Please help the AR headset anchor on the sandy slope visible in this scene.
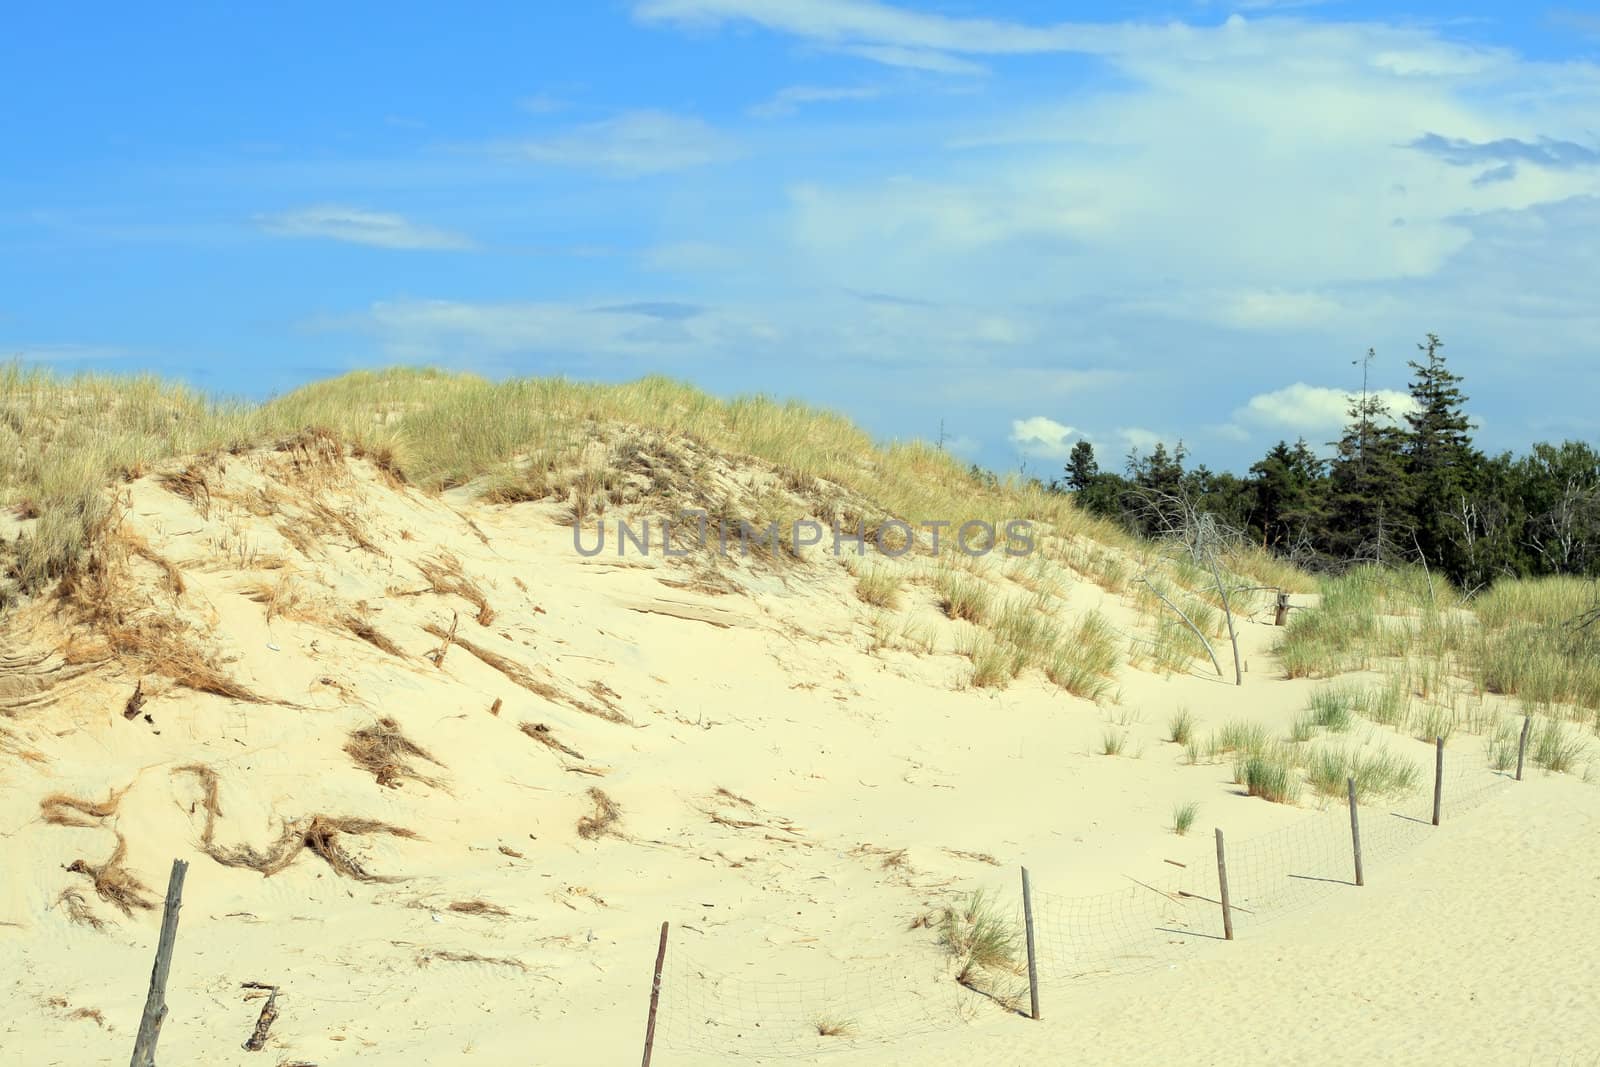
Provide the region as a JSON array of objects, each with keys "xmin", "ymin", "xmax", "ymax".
[{"xmin": 0, "ymin": 445, "xmax": 1591, "ymax": 1065}]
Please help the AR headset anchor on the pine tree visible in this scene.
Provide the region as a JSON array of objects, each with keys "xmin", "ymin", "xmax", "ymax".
[
  {"xmin": 1325, "ymin": 393, "xmax": 1413, "ymax": 564},
  {"xmin": 1065, "ymin": 440, "xmax": 1099, "ymax": 492},
  {"xmin": 1249, "ymin": 438, "xmax": 1326, "ymax": 553},
  {"xmin": 1403, "ymin": 333, "xmax": 1481, "ymax": 579}
]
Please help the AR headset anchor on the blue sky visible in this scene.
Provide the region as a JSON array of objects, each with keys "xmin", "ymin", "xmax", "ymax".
[{"xmin": 4, "ymin": 1, "xmax": 1599, "ymax": 478}]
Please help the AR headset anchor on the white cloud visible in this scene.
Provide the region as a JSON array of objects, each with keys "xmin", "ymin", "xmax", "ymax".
[
  {"xmin": 1236, "ymin": 383, "xmax": 1418, "ymax": 433},
  {"xmin": 1009, "ymin": 415, "xmax": 1078, "ymax": 458},
  {"xmin": 257, "ymin": 206, "xmax": 474, "ymax": 250},
  {"xmin": 748, "ymin": 84, "xmax": 881, "ymax": 118},
  {"xmin": 831, "ymin": 44, "xmax": 987, "ymax": 75},
  {"xmin": 500, "ymin": 110, "xmax": 739, "ymax": 176},
  {"xmin": 1117, "ymin": 427, "xmax": 1169, "ymax": 454}
]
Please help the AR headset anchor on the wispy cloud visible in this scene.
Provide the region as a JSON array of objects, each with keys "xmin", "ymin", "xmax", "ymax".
[
  {"xmin": 519, "ymin": 92, "xmax": 569, "ymax": 114},
  {"xmin": 748, "ymin": 84, "xmax": 881, "ymax": 118},
  {"xmin": 256, "ymin": 206, "xmax": 475, "ymax": 250},
  {"xmin": 1409, "ymin": 132, "xmax": 1600, "ymax": 170},
  {"xmin": 351, "ymin": 298, "xmax": 777, "ymax": 359},
  {"xmin": 498, "ymin": 110, "xmax": 739, "ymax": 176}
]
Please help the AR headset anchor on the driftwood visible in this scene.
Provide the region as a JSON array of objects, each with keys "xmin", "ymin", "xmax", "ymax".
[{"xmin": 242, "ymin": 983, "xmax": 279, "ymax": 1051}]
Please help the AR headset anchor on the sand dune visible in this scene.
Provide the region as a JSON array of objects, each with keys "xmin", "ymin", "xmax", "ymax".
[{"xmin": 1, "ymin": 436, "xmax": 1594, "ymax": 1066}]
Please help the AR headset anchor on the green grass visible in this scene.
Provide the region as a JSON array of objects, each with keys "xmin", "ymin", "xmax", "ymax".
[
  {"xmin": 1306, "ymin": 684, "xmax": 1361, "ymax": 733},
  {"xmin": 1236, "ymin": 746, "xmax": 1300, "ymax": 804},
  {"xmin": 1101, "ymin": 728, "xmax": 1128, "ymax": 756},
  {"xmin": 959, "ymin": 631, "xmax": 1020, "ymax": 689},
  {"xmin": 938, "ymin": 889, "xmax": 1021, "ymax": 985},
  {"xmin": 936, "ymin": 569, "xmax": 995, "ymax": 625},
  {"xmin": 1167, "ymin": 707, "xmax": 1196, "ymax": 746},
  {"xmin": 1, "ymin": 363, "xmax": 1150, "ymax": 606},
  {"xmin": 1209, "ymin": 719, "xmax": 1272, "ymax": 760},
  {"xmin": 1412, "ymin": 703, "xmax": 1456, "ymax": 745},
  {"xmin": 1533, "ymin": 718, "xmax": 1588, "ymax": 774},
  {"xmin": 855, "ymin": 565, "xmax": 902, "ymax": 609},
  {"xmin": 1304, "ymin": 744, "xmax": 1422, "ymax": 799},
  {"xmin": 1043, "ymin": 611, "xmax": 1119, "ymax": 703},
  {"xmin": 1171, "ymin": 801, "xmax": 1199, "ymax": 835}
]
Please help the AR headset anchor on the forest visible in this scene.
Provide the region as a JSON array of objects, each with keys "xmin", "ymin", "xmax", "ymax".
[{"xmin": 1041, "ymin": 335, "xmax": 1600, "ymax": 591}]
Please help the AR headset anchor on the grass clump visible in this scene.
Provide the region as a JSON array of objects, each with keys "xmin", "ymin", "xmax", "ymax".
[
  {"xmin": 1305, "ymin": 744, "xmax": 1422, "ymax": 800},
  {"xmin": 1306, "ymin": 684, "xmax": 1361, "ymax": 733},
  {"xmin": 1209, "ymin": 719, "xmax": 1271, "ymax": 761},
  {"xmin": 814, "ymin": 1017, "xmax": 858, "ymax": 1038},
  {"xmin": 938, "ymin": 889, "xmax": 1021, "ymax": 988},
  {"xmin": 1235, "ymin": 746, "xmax": 1300, "ymax": 804},
  {"xmin": 1043, "ymin": 611, "xmax": 1118, "ymax": 702},
  {"xmin": 1167, "ymin": 707, "xmax": 1195, "ymax": 746},
  {"xmin": 1171, "ymin": 801, "xmax": 1199, "ymax": 835},
  {"xmin": 1533, "ymin": 718, "xmax": 1588, "ymax": 774},
  {"xmin": 1101, "ymin": 728, "xmax": 1128, "ymax": 756},
  {"xmin": 576, "ymin": 788, "xmax": 623, "ymax": 840},
  {"xmin": 935, "ymin": 568, "xmax": 994, "ymax": 624},
  {"xmin": 855, "ymin": 565, "xmax": 901, "ymax": 609}
]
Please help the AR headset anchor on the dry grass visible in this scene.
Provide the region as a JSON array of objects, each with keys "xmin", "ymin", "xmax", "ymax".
[
  {"xmin": 416, "ymin": 949, "xmax": 527, "ymax": 971},
  {"xmin": 341, "ymin": 614, "xmax": 405, "ymax": 657},
  {"xmin": 40, "ymin": 785, "xmax": 128, "ymax": 827},
  {"xmin": 815, "ymin": 1017, "xmax": 858, "ymax": 1038},
  {"xmin": 447, "ymin": 899, "xmax": 511, "ymax": 918},
  {"xmin": 417, "ymin": 552, "xmax": 495, "ymax": 626},
  {"xmin": 344, "ymin": 717, "xmax": 445, "ymax": 789},
  {"xmin": 55, "ymin": 888, "xmax": 105, "ymax": 929},
  {"xmin": 520, "ymin": 721, "xmax": 584, "ymax": 760},
  {"xmin": 65, "ymin": 834, "xmax": 157, "ymax": 917},
  {"xmin": 425, "ymin": 624, "xmax": 626, "ymax": 724},
  {"xmin": 176, "ymin": 763, "xmax": 418, "ymax": 881},
  {"xmin": 576, "ymin": 787, "xmax": 622, "ymax": 840}
]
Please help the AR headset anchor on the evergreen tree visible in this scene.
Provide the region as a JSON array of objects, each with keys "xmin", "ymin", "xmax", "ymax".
[
  {"xmin": 1325, "ymin": 393, "xmax": 1413, "ymax": 564},
  {"xmin": 1065, "ymin": 440, "xmax": 1099, "ymax": 492},
  {"xmin": 1249, "ymin": 438, "xmax": 1326, "ymax": 555},
  {"xmin": 1403, "ymin": 333, "xmax": 1481, "ymax": 580}
]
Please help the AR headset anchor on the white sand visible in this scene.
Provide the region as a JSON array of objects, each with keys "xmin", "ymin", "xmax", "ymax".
[{"xmin": 1, "ymin": 448, "xmax": 1595, "ymax": 1065}]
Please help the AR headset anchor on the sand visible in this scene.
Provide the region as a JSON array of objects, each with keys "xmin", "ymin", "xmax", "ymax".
[{"xmin": 1, "ymin": 445, "xmax": 1596, "ymax": 1065}]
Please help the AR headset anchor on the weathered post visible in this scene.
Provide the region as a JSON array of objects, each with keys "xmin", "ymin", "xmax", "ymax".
[
  {"xmin": 641, "ymin": 921, "xmax": 669, "ymax": 1067},
  {"xmin": 1516, "ymin": 716, "xmax": 1532, "ymax": 781},
  {"xmin": 1347, "ymin": 777, "xmax": 1364, "ymax": 887},
  {"xmin": 1274, "ymin": 592, "xmax": 1290, "ymax": 627},
  {"xmin": 1021, "ymin": 867, "xmax": 1040, "ymax": 1020},
  {"xmin": 1432, "ymin": 736, "xmax": 1444, "ymax": 826},
  {"xmin": 129, "ymin": 858, "xmax": 189, "ymax": 1067},
  {"xmin": 1215, "ymin": 828, "xmax": 1234, "ymax": 941}
]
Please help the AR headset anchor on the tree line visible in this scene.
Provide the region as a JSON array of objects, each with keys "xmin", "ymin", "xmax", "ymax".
[{"xmin": 1040, "ymin": 334, "xmax": 1600, "ymax": 591}]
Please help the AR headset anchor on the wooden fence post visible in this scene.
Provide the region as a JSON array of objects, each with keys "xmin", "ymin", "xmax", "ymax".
[
  {"xmin": 1215, "ymin": 829, "xmax": 1234, "ymax": 941},
  {"xmin": 1432, "ymin": 737, "xmax": 1444, "ymax": 826},
  {"xmin": 1516, "ymin": 716, "xmax": 1532, "ymax": 781},
  {"xmin": 1274, "ymin": 592, "xmax": 1290, "ymax": 627},
  {"xmin": 1347, "ymin": 777, "xmax": 1364, "ymax": 887},
  {"xmin": 640, "ymin": 921, "xmax": 669, "ymax": 1067},
  {"xmin": 129, "ymin": 858, "xmax": 189, "ymax": 1067},
  {"xmin": 1021, "ymin": 867, "xmax": 1040, "ymax": 1021}
]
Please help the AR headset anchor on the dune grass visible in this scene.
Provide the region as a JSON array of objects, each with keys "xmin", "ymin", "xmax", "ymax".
[
  {"xmin": 1304, "ymin": 744, "xmax": 1422, "ymax": 800},
  {"xmin": 0, "ymin": 363, "xmax": 1142, "ymax": 604},
  {"xmin": 855, "ymin": 565, "xmax": 902, "ymax": 609},
  {"xmin": 1171, "ymin": 801, "xmax": 1199, "ymax": 835},
  {"xmin": 938, "ymin": 889, "xmax": 1021, "ymax": 987},
  {"xmin": 1167, "ymin": 707, "xmax": 1196, "ymax": 746},
  {"xmin": 1236, "ymin": 745, "xmax": 1300, "ymax": 804}
]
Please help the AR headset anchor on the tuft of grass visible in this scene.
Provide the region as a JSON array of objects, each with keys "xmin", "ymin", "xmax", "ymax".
[
  {"xmin": 1413, "ymin": 703, "xmax": 1456, "ymax": 745},
  {"xmin": 1236, "ymin": 746, "xmax": 1300, "ymax": 804},
  {"xmin": 855, "ymin": 565, "xmax": 902, "ymax": 609},
  {"xmin": 1533, "ymin": 718, "xmax": 1588, "ymax": 774},
  {"xmin": 938, "ymin": 889, "xmax": 1021, "ymax": 986},
  {"xmin": 1304, "ymin": 744, "xmax": 1422, "ymax": 799},
  {"xmin": 1167, "ymin": 707, "xmax": 1196, "ymax": 746},
  {"xmin": 1171, "ymin": 801, "xmax": 1198, "ymax": 835},
  {"xmin": 959, "ymin": 631, "xmax": 1020, "ymax": 689},
  {"xmin": 1101, "ymin": 728, "xmax": 1128, "ymax": 756},
  {"xmin": 935, "ymin": 568, "xmax": 994, "ymax": 624},
  {"xmin": 1306, "ymin": 684, "xmax": 1360, "ymax": 733},
  {"xmin": 815, "ymin": 1017, "xmax": 858, "ymax": 1038},
  {"xmin": 1209, "ymin": 719, "xmax": 1271, "ymax": 760},
  {"xmin": 1043, "ymin": 611, "xmax": 1118, "ymax": 702}
]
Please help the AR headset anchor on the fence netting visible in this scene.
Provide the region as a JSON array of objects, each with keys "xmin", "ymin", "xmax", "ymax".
[{"xmin": 656, "ymin": 761, "xmax": 1511, "ymax": 1059}]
